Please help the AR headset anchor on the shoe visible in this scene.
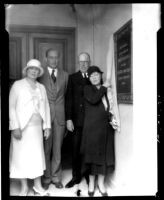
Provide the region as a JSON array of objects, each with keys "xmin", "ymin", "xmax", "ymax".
[
  {"xmin": 88, "ymin": 191, "xmax": 95, "ymax": 197},
  {"xmin": 65, "ymin": 178, "xmax": 81, "ymax": 188},
  {"xmin": 33, "ymin": 186, "xmax": 50, "ymax": 196},
  {"xmin": 42, "ymin": 176, "xmax": 51, "ymax": 190},
  {"xmin": 88, "ymin": 179, "xmax": 95, "ymax": 197},
  {"xmin": 97, "ymin": 185, "xmax": 108, "ymax": 197},
  {"xmin": 51, "ymin": 181, "xmax": 63, "ymax": 189},
  {"xmin": 42, "ymin": 182, "xmax": 50, "ymax": 190}
]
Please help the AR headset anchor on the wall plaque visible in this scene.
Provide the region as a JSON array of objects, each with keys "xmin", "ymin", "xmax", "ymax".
[{"xmin": 114, "ymin": 19, "xmax": 133, "ymax": 104}]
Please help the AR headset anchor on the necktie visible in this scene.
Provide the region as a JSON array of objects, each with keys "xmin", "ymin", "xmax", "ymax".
[
  {"xmin": 83, "ymin": 73, "xmax": 87, "ymax": 79},
  {"xmin": 51, "ymin": 69, "xmax": 56, "ymax": 83}
]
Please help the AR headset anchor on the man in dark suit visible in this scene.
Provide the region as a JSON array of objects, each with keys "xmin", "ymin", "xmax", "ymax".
[
  {"xmin": 65, "ymin": 52, "xmax": 91, "ymax": 188},
  {"xmin": 38, "ymin": 49, "xmax": 68, "ymax": 189}
]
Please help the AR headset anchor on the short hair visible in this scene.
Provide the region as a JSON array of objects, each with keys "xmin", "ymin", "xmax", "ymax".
[
  {"xmin": 78, "ymin": 52, "xmax": 90, "ymax": 61},
  {"xmin": 45, "ymin": 48, "xmax": 60, "ymax": 58}
]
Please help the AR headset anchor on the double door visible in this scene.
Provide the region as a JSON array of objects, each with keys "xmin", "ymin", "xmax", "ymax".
[{"xmin": 9, "ymin": 25, "xmax": 76, "ymax": 86}]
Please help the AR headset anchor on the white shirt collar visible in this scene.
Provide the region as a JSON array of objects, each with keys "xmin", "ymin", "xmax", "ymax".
[
  {"xmin": 82, "ymin": 72, "xmax": 88, "ymax": 78},
  {"xmin": 48, "ymin": 66, "xmax": 58, "ymax": 76}
]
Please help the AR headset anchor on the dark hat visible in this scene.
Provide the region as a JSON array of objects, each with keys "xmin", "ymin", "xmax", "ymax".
[{"xmin": 87, "ymin": 66, "xmax": 103, "ymax": 77}]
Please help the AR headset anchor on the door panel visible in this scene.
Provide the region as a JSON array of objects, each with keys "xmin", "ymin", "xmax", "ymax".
[
  {"xmin": 9, "ymin": 32, "xmax": 27, "ymax": 86},
  {"xmin": 33, "ymin": 37, "xmax": 66, "ymax": 70},
  {"xmin": 9, "ymin": 38, "xmax": 21, "ymax": 80}
]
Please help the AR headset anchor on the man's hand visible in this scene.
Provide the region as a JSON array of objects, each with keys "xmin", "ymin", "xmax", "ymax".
[
  {"xmin": 11, "ymin": 128, "xmax": 22, "ymax": 140},
  {"xmin": 44, "ymin": 128, "xmax": 51, "ymax": 140},
  {"xmin": 66, "ymin": 120, "xmax": 74, "ymax": 132}
]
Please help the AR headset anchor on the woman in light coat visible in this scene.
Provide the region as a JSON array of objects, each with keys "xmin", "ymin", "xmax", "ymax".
[{"xmin": 9, "ymin": 59, "xmax": 51, "ymax": 196}]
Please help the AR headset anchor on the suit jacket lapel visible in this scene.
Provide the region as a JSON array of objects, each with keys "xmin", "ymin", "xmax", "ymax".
[
  {"xmin": 43, "ymin": 66, "xmax": 52, "ymax": 88},
  {"xmin": 56, "ymin": 69, "xmax": 63, "ymax": 93},
  {"xmin": 76, "ymin": 71, "xmax": 90, "ymax": 85},
  {"xmin": 76, "ymin": 71, "xmax": 84, "ymax": 84}
]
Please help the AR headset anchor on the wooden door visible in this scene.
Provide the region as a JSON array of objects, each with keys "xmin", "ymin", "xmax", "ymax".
[{"xmin": 9, "ymin": 25, "xmax": 76, "ymax": 84}]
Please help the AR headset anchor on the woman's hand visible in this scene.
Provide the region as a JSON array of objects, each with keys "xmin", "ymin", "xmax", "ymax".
[
  {"xmin": 66, "ymin": 120, "xmax": 74, "ymax": 132},
  {"xmin": 44, "ymin": 128, "xmax": 51, "ymax": 140},
  {"xmin": 103, "ymin": 79, "xmax": 111, "ymax": 88},
  {"xmin": 11, "ymin": 128, "xmax": 22, "ymax": 140},
  {"xmin": 110, "ymin": 118, "xmax": 118, "ymax": 130}
]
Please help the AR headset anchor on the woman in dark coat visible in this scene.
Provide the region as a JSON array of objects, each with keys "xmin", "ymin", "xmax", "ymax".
[{"xmin": 80, "ymin": 66, "xmax": 115, "ymax": 197}]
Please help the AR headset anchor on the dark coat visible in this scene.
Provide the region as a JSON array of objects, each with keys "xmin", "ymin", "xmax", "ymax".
[
  {"xmin": 80, "ymin": 85, "xmax": 115, "ymax": 167},
  {"xmin": 65, "ymin": 71, "xmax": 91, "ymax": 127}
]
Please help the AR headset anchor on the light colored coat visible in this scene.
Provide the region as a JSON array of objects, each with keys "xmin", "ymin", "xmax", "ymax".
[
  {"xmin": 9, "ymin": 78, "xmax": 51, "ymax": 131},
  {"xmin": 38, "ymin": 67, "xmax": 68, "ymax": 125}
]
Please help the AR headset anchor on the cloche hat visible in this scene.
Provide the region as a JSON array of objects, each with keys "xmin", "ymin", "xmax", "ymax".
[
  {"xmin": 87, "ymin": 65, "xmax": 103, "ymax": 77},
  {"xmin": 22, "ymin": 59, "xmax": 44, "ymax": 77}
]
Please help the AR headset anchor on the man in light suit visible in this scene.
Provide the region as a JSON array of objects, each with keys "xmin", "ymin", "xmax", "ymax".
[{"xmin": 38, "ymin": 49, "xmax": 68, "ymax": 189}]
